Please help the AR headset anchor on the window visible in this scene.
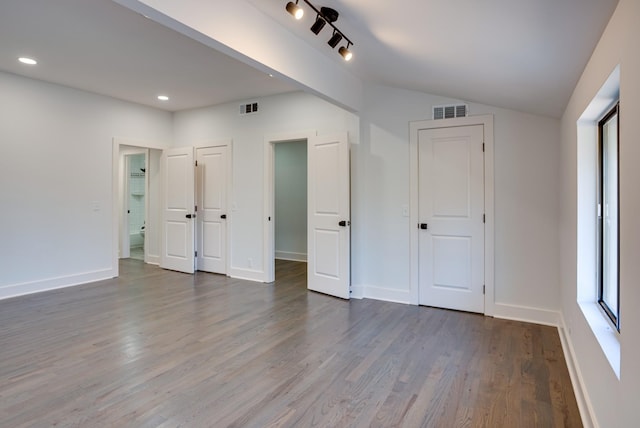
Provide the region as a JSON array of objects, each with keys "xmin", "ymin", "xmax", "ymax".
[{"xmin": 597, "ymin": 103, "xmax": 620, "ymax": 330}]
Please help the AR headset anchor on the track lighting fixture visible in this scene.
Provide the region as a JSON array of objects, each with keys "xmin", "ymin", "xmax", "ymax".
[
  {"xmin": 286, "ymin": 1, "xmax": 304, "ymax": 20},
  {"xmin": 284, "ymin": 0, "xmax": 354, "ymax": 61}
]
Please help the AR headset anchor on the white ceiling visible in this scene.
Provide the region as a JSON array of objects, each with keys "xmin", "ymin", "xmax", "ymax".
[
  {"xmin": 0, "ymin": 0, "xmax": 618, "ymax": 117},
  {"xmin": 0, "ymin": 0, "xmax": 298, "ymax": 112}
]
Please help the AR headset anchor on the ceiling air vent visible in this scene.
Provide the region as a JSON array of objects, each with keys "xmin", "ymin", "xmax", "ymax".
[
  {"xmin": 432, "ymin": 104, "xmax": 468, "ymax": 120},
  {"xmin": 239, "ymin": 102, "xmax": 259, "ymax": 115}
]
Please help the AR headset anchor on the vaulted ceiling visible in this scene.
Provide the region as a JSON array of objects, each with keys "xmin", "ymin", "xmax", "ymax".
[{"xmin": 0, "ymin": 0, "xmax": 618, "ymax": 117}]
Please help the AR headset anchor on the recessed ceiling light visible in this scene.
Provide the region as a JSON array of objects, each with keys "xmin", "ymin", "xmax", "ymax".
[
  {"xmin": 157, "ymin": 95, "xmax": 169, "ymax": 101},
  {"xmin": 18, "ymin": 57, "xmax": 37, "ymax": 65}
]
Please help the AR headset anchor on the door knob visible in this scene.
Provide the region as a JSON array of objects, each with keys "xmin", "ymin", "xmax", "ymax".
[
  {"xmin": 186, "ymin": 214, "xmax": 196, "ymax": 219},
  {"xmin": 419, "ymin": 223, "xmax": 428, "ymax": 230},
  {"xmin": 221, "ymin": 214, "xmax": 227, "ymax": 219},
  {"xmin": 338, "ymin": 220, "xmax": 350, "ymax": 227}
]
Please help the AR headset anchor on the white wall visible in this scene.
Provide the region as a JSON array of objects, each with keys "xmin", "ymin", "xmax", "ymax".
[
  {"xmin": 356, "ymin": 83, "xmax": 561, "ymax": 319},
  {"xmin": 174, "ymin": 84, "xmax": 561, "ymax": 322},
  {"xmin": 172, "ymin": 91, "xmax": 359, "ymax": 279},
  {"xmin": 0, "ymin": 71, "xmax": 172, "ymax": 298},
  {"xmin": 274, "ymin": 141, "xmax": 307, "ymax": 261},
  {"xmin": 559, "ymin": 0, "xmax": 640, "ymax": 426}
]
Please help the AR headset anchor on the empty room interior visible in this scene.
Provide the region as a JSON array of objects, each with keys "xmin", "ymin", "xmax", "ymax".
[{"xmin": 1, "ymin": 0, "xmax": 638, "ymax": 426}]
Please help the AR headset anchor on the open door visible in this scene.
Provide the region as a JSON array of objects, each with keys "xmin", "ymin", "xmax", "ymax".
[
  {"xmin": 307, "ymin": 133, "xmax": 350, "ymax": 299},
  {"xmin": 196, "ymin": 145, "xmax": 229, "ymax": 274},
  {"xmin": 160, "ymin": 147, "xmax": 195, "ymax": 274}
]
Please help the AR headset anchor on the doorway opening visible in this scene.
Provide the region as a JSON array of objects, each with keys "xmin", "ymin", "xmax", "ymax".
[
  {"xmin": 264, "ymin": 132, "xmax": 314, "ymax": 283},
  {"xmin": 114, "ymin": 142, "xmax": 163, "ymax": 270},
  {"xmin": 274, "ymin": 140, "xmax": 308, "ymax": 265},
  {"xmin": 264, "ymin": 131, "xmax": 350, "ymax": 299},
  {"xmin": 126, "ymin": 153, "xmax": 146, "ymax": 260}
]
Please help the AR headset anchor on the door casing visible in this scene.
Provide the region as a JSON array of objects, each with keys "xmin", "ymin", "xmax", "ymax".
[{"xmin": 409, "ymin": 115, "xmax": 495, "ymax": 315}]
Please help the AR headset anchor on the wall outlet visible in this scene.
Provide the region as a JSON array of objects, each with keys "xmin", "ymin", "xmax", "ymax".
[{"xmin": 402, "ymin": 204, "xmax": 409, "ymax": 217}]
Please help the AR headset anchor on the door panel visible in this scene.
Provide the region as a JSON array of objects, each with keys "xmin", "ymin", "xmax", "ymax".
[
  {"xmin": 314, "ymin": 229, "xmax": 340, "ymax": 278},
  {"xmin": 419, "ymin": 125, "xmax": 484, "ymax": 313},
  {"xmin": 432, "ymin": 236, "xmax": 471, "ymax": 289},
  {"xmin": 196, "ymin": 146, "xmax": 228, "ymax": 274},
  {"xmin": 161, "ymin": 147, "xmax": 195, "ymax": 274},
  {"xmin": 308, "ymin": 133, "xmax": 350, "ymax": 299}
]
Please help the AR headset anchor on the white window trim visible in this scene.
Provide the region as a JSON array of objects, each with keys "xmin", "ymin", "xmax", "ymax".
[{"xmin": 576, "ymin": 65, "xmax": 620, "ymax": 378}]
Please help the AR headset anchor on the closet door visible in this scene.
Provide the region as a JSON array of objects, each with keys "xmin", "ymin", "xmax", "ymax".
[
  {"xmin": 196, "ymin": 146, "xmax": 229, "ymax": 274},
  {"xmin": 160, "ymin": 147, "xmax": 195, "ymax": 274}
]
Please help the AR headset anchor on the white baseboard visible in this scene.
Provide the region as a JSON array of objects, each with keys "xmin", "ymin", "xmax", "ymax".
[
  {"xmin": 0, "ymin": 268, "xmax": 115, "ymax": 301},
  {"xmin": 492, "ymin": 302, "xmax": 561, "ymax": 326},
  {"xmin": 361, "ymin": 285, "xmax": 411, "ymax": 305},
  {"xmin": 350, "ymin": 284, "xmax": 364, "ymax": 299},
  {"xmin": 275, "ymin": 251, "xmax": 307, "ymax": 262},
  {"xmin": 228, "ymin": 267, "xmax": 267, "ymax": 282},
  {"xmin": 145, "ymin": 254, "xmax": 160, "ymax": 265},
  {"xmin": 558, "ymin": 315, "xmax": 597, "ymax": 428}
]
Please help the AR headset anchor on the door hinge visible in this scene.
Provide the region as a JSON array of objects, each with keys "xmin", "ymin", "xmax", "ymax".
[
  {"xmin": 482, "ymin": 214, "xmax": 485, "ymax": 223},
  {"xmin": 483, "ymin": 285, "xmax": 485, "ymax": 295},
  {"xmin": 195, "ymin": 251, "xmax": 198, "ymax": 257},
  {"xmin": 482, "ymin": 143, "xmax": 485, "ymax": 152},
  {"xmin": 195, "ymin": 160, "xmax": 198, "ymax": 167}
]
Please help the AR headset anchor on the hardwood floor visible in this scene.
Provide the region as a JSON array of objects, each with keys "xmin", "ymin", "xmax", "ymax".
[{"xmin": 0, "ymin": 260, "xmax": 581, "ymax": 427}]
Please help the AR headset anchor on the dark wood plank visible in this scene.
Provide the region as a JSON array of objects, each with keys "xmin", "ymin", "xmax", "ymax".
[{"xmin": 0, "ymin": 259, "xmax": 582, "ymax": 427}]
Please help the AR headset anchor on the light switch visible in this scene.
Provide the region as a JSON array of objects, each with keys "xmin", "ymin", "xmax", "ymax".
[{"xmin": 401, "ymin": 204, "xmax": 409, "ymax": 217}]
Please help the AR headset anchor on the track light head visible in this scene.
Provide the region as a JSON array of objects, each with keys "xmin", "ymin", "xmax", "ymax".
[
  {"xmin": 339, "ymin": 45, "xmax": 353, "ymax": 61},
  {"xmin": 310, "ymin": 15, "xmax": 326, "ymax": 34},
  {"xmin": 327, "ymin": 31, "xmax": 343, "ymax": 48},
  {"xmin": 286, "ymin": 1, "xmax": 304, "ymax": 19}
]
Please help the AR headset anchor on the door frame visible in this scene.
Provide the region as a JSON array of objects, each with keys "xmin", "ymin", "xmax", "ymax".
[
  {"xmin": 263, "ymin": 130, "xmax": 316, "ymax": 283},
  {"xmin": 409, "ymin": 115, "xmax": 495, "ymax": 315},
  {"xmin": 195, "ymin": 140, "xmax": 233, "ymax": 275},
  {"xmin": 111, "ymin": 138, "xmax": 168, "ymax": 278}
]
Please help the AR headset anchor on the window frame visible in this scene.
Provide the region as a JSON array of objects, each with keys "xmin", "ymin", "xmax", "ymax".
[{"xmin": 597, "ymin": 102, "xmax": 620, "ymax": 331}]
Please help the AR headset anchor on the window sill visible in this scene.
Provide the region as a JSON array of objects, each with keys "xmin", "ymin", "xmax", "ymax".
[{"xmin": 578, "ymin": 301, "xmax": 620, "ymax": 379}]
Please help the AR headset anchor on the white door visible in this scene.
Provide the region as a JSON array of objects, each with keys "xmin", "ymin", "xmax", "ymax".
[
  {"xmin": 196, "ymin": 146, "xmax": 228, "ymax": 274},
  {"xmin": 307, "ymin": 133, "xmax": 350, "ymax": 299},
  {"xmin": 160, "ymin": 147, "xmax": 195, "ymax": 274},
  {"xmin": 418, "ymin": 125, "xmax": 484, "ymax": 313}
]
